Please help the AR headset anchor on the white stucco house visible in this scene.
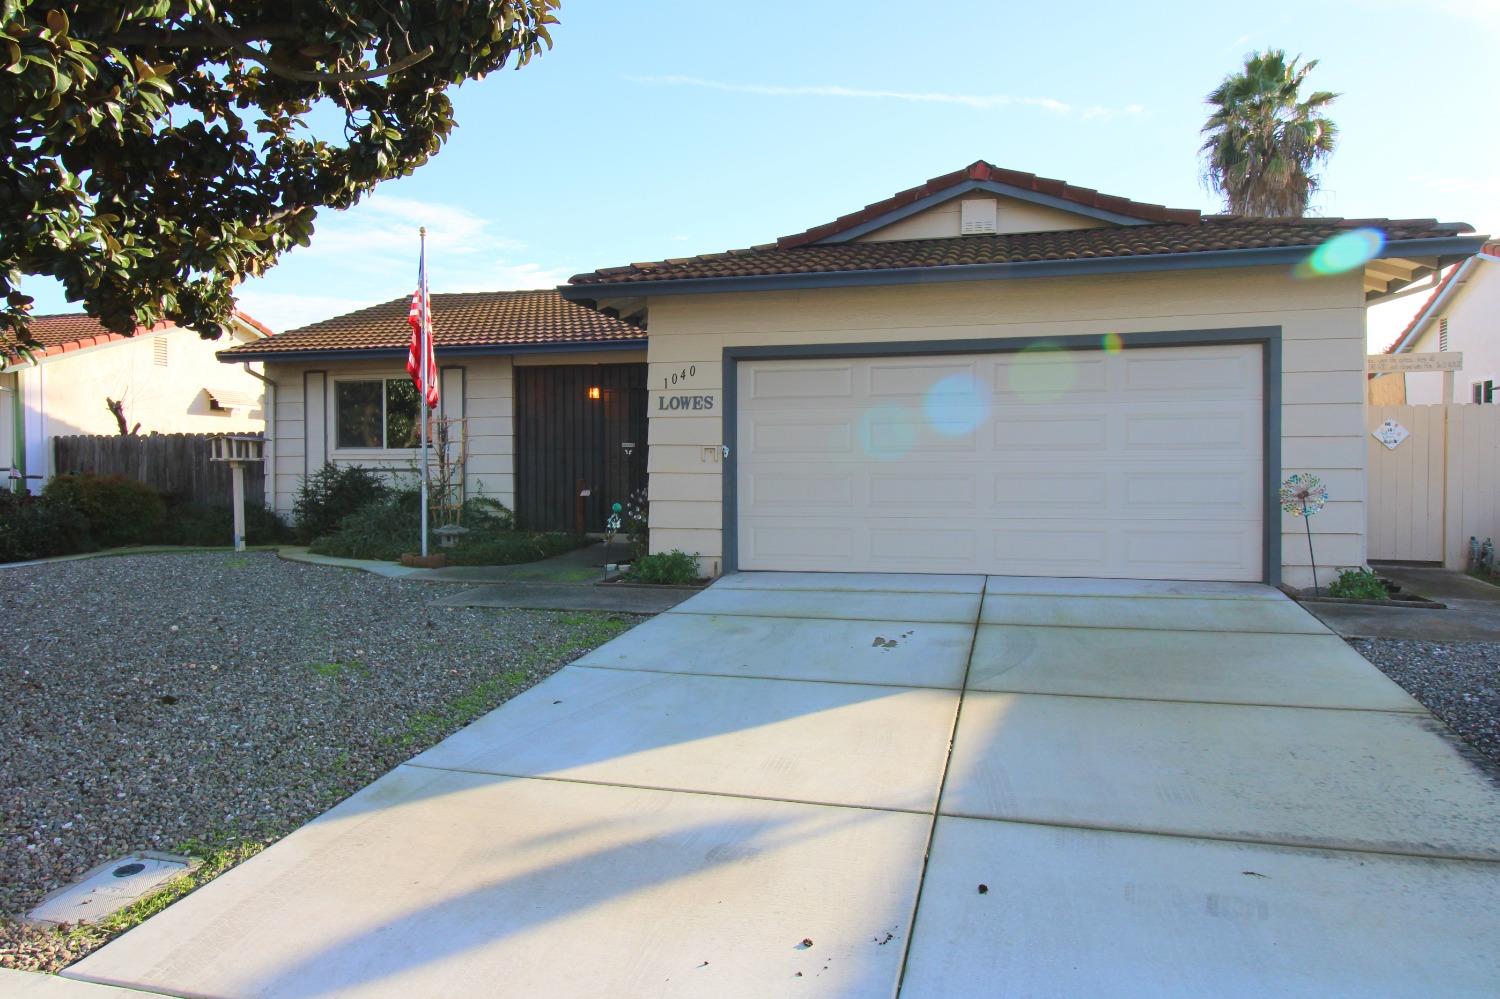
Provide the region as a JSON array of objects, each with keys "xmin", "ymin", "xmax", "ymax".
[
  {"xmin": 1379, "ymin": 241, "xmax": 1500, "ymax": 403},
  {"xmin": 560, "ymin": 161, "xmax": 1485, "ymax": 589},
  {"xmin": 1, "ymin": 312, "xmax": 273, "ymax": 491}
]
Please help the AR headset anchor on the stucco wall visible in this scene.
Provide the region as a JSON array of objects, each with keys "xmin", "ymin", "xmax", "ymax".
[
  {"xmin": 1402, "ymin": 261, "xmax": 1500, "ymax": 404},
  {"xmin": 642, "ymin": 267, "xmax": 1369, "ymax": 588},
  {"xmin": 18, "ymin": 327, "xmax": 266, "ymax": 484},
  {"xmin": 854, "ymin": 195, "xmax": 1106, "ymax": 241}
]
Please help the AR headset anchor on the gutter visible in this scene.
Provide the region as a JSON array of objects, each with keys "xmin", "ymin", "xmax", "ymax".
[
  {"xmin": 559, "ymin": 236, "xmax": 1489, "ymax": 303},
  {"xmin": 217, "ymin": 337, "xmax": 649, "ymax": 365},
  {"xmin": 240, "ymin": 362, "xmax": 277, "ymax": 514}
]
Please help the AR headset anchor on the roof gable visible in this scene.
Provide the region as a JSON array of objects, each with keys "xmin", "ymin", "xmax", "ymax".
[
  {"xmin": 2, "ymin": 310, "xmax": 271, "ymax": 363},
  {"xmin": 777, "ymin": 161, "xmax": 1201, "ymax": 248},
  {"xmin": 1387, "ymin": 242, "xmax": 1500, "ymax": 354}
]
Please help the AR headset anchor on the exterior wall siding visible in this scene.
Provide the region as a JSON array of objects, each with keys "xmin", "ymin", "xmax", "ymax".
[{"xmin": 643, "ymin": 267, "xmax": 1368, "ymax": 588}]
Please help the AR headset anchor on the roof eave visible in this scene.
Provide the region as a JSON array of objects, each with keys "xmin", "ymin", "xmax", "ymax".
[
  {"xmin": 563, "ymin": 236, "xmax": 1488, "ymax": 301},
  {"xmin": 217, "ymin": 338, "xmax": 650, "ymax": 364},
  {"xmin": 1387, "ymin": 251, "xmax": 1498, "ymax": 354}
]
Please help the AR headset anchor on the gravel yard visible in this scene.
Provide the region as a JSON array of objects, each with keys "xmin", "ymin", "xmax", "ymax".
[
  {"xmin": 1350, "ymin": 638, "xmax": 1500, "ymax": 768},
  {"xmin": 0, "ymin": 551, "xmax": 640, "ymax": 971}
]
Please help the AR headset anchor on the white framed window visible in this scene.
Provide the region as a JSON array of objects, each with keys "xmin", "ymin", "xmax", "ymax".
[
  {"xmin": 334, "ymin": 378, "xmax": 421, "ymax": 449},
  {"xmin": 1473, "ymin": 380, "xmax": 1496, "ymax": 405}
]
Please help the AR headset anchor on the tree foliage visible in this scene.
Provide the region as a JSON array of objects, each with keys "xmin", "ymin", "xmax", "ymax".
[
  {"xmin": 1200, "ymin": 50, "xmax": 1338, "ymax": 217},
  {"xmin": 0, "ymin": 1, "xmax": 559, "ymax": 354}
]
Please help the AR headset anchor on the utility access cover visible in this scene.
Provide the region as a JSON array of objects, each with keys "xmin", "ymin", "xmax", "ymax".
[{"xmin": 28, "ymin": 852, "xmax": 197, "ymax": 926}]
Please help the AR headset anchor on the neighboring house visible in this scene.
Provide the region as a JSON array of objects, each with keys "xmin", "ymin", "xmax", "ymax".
[
  {"xmin": 216, "ymin": 291, "xmax": 646, "ymax": 531},
  {"xmin": 559, "ymin": 160, "xmax": 1483, "ymax": 588},
  {"xmin": 2, "ymin": 312, "xmax": 273, "ymax": 491},
  {"xmin": 1378, "ymin": 241, "xmax": 1500, "ymax": 403}
]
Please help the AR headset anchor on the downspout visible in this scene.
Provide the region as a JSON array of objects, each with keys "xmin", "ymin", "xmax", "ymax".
[{"xmin": 242, "ymin": 362, "xmax": 277, "ymax": 513}]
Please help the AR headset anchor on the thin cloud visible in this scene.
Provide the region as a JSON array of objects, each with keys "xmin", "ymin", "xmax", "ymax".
[{"xmin": 627, "ymin": 75, "xmax": 1144, "ymax": 117}]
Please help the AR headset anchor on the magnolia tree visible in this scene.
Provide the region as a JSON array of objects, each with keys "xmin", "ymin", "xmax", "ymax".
[{"xmin": 0, "ymin": 1, "xmax": 558, "ymax": 355}]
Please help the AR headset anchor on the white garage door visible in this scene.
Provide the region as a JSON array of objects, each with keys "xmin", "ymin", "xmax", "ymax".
[{"xmin": 735, "ymin": 344, "xmax": 1264, "ymax": 580}]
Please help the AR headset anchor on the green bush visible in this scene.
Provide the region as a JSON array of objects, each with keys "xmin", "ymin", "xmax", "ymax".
[
  {"xmin": 621, "ymin": 485, "xmax": 648, "ymax": 559},
  {"xmin": 43, "ymin": 473, "xmax": 165, "ymax": 547},
  {"xmin": 0, "ymin": 490, "xmax": 94, "ymax": 562},
  {"xmin": 445, "ymin": 531, "xmax": 589, "ymax": 566},
  {"xmin": 307, "ymin": 491, "xmax": 419, "ymax": 560},
  {"xmin": 292, "ymin": 463, "xmax": 389, "ymax": 543},
  {"xmin": 626, "ymin": 549, "xmax": 701, "ymax": 585},
  {"xmin": 1327, "ymin": 567, "xmax": 1388, "ymax": 600},
  {"xmin": 159, "ymin": 502, "xmax": 293, "ymax": 547},
  {"xmin": 461, "ymin": 496, "xmax": 514, "ymax": 531}
]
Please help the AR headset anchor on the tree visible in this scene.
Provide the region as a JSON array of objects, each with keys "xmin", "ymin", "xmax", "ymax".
[
  {"xmin": 0, "ymin": 1, "xmax": 558, "ymax": 356},
  {"xmin": 1200, "ymin": 50, "xmax": 1338, "ymax": 217}
]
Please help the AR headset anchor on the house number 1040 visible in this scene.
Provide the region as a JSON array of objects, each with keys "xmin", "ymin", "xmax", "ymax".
[{"xmin": 663, "ymin": 365, "xmax": 696, "ymax": 389}]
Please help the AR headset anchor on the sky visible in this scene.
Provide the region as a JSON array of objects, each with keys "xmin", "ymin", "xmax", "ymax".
[{"xmin": 22, "ymin": 0, "xmax": 1500, "ymax": 350}]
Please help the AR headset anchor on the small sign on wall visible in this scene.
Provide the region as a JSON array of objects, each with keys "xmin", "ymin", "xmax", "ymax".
[
  {"xmin": 655, "ymin": 391, "xmax": 718, "ymax": 415},
  {"xmin": 1372, "ymin": 419, "xmax": 1410, "ymax": 450},
  {"xmin": 1366, "ymin": 352, "xmax": 1463, "ymax": 373}
]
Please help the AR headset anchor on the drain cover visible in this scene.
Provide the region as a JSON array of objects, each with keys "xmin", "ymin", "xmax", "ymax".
[{"xmin": 27, "ymin": 852, "xmax": 198, "ymax": 926}]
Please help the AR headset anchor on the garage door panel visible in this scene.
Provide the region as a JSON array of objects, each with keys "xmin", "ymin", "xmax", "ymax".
[
  {"xmin": 736, "ymin": 345, "xmax": 1264, "ymax": 580},
  {"xmin": 749, "ymin": 364, "xmax": 853, "ymax": 400}
]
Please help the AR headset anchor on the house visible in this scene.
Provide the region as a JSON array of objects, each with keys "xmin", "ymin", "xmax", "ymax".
[
  {"xmin": 1, "ymin": 312, "xmax": 273, "ymax": 491},
  {"xmin": 216, "ymin": 290, "xmax": 646, "ymax": 530},
  {"xmin": 1378, "ymin": 241, "xmax": 1500, "ymax": 403},
  {"xmin": 559, "ymin": 161, "xmax": 1483, "ymax": 588}
]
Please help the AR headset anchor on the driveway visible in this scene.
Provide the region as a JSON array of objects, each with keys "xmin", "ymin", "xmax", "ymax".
[{"xmin": 63, "ymin": 574, "xmax": 1500, "ymax": 996}]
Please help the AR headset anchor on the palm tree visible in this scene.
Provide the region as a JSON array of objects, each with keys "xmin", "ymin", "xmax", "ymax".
[{"xmin": 1201, "ymin": 50, "xmax": 1338, "ymax": 217}]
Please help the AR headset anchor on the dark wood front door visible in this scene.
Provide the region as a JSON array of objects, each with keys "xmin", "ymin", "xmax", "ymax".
[{"xmin": 514, "ymin": 363, "xmax": 647, "ymax": 532}]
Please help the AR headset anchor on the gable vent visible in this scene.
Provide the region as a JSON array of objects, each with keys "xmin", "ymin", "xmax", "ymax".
[
  {"xmin": 1439, "ymin": 318, "xmax": 1449, "ymax": 352},
  {"xmin": 152, "ymin": 336, "xmax": 169, "ymax": 367},
  {"xmin": 959, "ymin": 199, "xmax": 999, "ymax": 235}
]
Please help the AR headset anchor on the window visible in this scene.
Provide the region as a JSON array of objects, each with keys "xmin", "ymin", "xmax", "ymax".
[
  {"xmin": 1475, "ymin": 380, "xmax": 1496, "ymax": 405},
  {"xmin": 336, "ymin": 378, "xmax": 421, "ymax": 449}
]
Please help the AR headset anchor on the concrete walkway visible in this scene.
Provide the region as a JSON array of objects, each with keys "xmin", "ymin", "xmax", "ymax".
[
  {"xmin": 64, "ymin": 574, "xmax": 1500, "ymax": 996},
  {"xmin": 1307, "ymin": 564, "xmax": 1500, "ymax": 641}
]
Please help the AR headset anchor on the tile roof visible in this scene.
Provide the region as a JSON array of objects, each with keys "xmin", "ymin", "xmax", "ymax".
[
  {"xmin": 569, "ymin": 217, "xmax": 1476, "ymax": 288},
  {"xmin": 2, "ymin": 310, "xmax": 270, "ymax": 362},
  {"xmin": 775, "ymin": 160, "xmax": 1202, "ymax": 248},
  {"xmin": 1386, "ymin": 241, "xmax": 1500, "ymax": 353},
  {"xmin": 220, "ymin": 289, "xmax": 643, "ymax": 358}
]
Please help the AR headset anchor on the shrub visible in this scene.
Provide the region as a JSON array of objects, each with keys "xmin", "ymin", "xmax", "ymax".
[
  {"xmin": 621, "ymin": 485, "xmax": 648, "ymax": 559},
  {"xmin": 461, "ymin": 496, "xmax": 514, "ymax": 531},
  {"xmin": 160, "ymin": 502, "xmax": 293, "ymax": 547},
  {"xmin": 0, "ymin": 490, "xmax": 94, "ymax": 562},
  {"xmin": 292, "ymin": 463, "xmax": 389, "ymax": 543},
  {"xmin": 42, "ymin": 473, "xmax": 165, "ymax": 547},
  {"xmin": 307, "ymin": 491, "xmax": 419, "ymax": 560},
  {"xmin": 626, "ymin": 549, "xmax": 701, "ymax": 585},
  {"xmin": 445, "ymin": 531, "xmax": 589, "ymax": 566},
  {"xmin": 1327, "ymin": 567, "xmax": 1388, "ymax": 600}
]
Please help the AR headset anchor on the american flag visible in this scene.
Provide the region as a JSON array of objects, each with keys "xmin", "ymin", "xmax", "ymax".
[{"xmin": 406, "ymin": 248, "xmax": 439, "ymax": 409}]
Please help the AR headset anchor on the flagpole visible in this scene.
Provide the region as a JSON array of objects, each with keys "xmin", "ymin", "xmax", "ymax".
[{"xmin": 418, "ymin": 226, "xmax": 430, "ymax": 558}]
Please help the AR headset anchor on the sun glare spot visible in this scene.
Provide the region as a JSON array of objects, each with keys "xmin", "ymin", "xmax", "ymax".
[
  {"xmin": 1101, "ymin": 332, "xmax": 1124, "ymax": 354},
  {"xmin": 1007, "ymin": 341, "xmax": 1077, "ymax": 402},
  {"xmin": 1296, "ymin": 227, "xmax": 1386, "ymax": 279},
  {"xmin": 924, "ymin": 373, "xmax": 991, "ymax": 436},
  {"xmin": 858, "ymin": 405, "xmax": 919, "ymax": 460}
]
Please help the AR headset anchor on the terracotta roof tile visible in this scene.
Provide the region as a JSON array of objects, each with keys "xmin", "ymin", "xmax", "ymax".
[
  {"xmin": 220, "ymin": 289, "xmax": 642, "ymax": 357},
  {"xmin": 2, "ymin": 310, "xmax": 272, "ymax": 362},
  {"xmin": 570, "ymin": 217, "xmax": 1474, "ymax": 288}
]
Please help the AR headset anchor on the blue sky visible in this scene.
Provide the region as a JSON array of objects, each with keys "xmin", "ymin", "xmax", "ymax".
[{"xmin": 24, "ymin": 0, "xmax": 1500, "ymax": 341}]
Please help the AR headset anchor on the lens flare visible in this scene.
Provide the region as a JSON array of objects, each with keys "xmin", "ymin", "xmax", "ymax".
[
  {"xmin": 1007, "ymin": 341, "xmax": 1077, "ymax": 402},
  {"xmin": 1101, "ymin": 332, "xmax": 1124, "ymax": 355},
  {"xmin": 924, "ymin": 373, "xmax": 992, "ymax": 436},
  {"xmin": 858, "ymin": 405, "xmax": 919, "ymax": 461},
  {"xmin": 1296, "ymin": 227, "xmax": 1386, "ymax": 279}
]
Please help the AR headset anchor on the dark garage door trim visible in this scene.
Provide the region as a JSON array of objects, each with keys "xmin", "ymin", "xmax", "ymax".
[{"xmin": 721, "ymin": 326, "xmax": 1284, "ymax": 584}]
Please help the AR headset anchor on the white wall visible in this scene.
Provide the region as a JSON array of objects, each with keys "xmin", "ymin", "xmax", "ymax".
[
  {"xmin": 1400, "ymin": 261, "xmax": 1500, "ymax": 404},
  {"xmin": 642, "ymin": 267, "xmax": 1369, "ymax": 588},
  {"xmin": 18, "ymin": 326, "xmax": 266, "ymax": 487}
]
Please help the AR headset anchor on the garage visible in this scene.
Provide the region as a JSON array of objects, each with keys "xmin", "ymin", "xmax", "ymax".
[{"xmin": 731, "ymin": 342, "xmax": 1266, "ymax": 580}]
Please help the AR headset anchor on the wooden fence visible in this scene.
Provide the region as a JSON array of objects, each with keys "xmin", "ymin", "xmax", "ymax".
[
  {"xmin": 1368, "ymin": 404, "xmax": 1500, "ymax": 568},
  {"xmin": 52, "ymin": 433, "xmax": 266, "ymax": 508}
]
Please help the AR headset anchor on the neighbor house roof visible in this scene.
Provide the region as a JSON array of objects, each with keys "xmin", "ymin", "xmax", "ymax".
[
  {"xmin": 220, "ymin": 289, "xmax": 644, "ymax": 361},
  {"xmin": 2, "ymin": 310, "xmax": 271, "ymax": 363},
  {"xmin": 563, "ymin": 160, "xmax": 1482, "ymax": 302},
  {"xmin": 1385, "ymin": 241, "xmax": 1500, "ymax": 354}
]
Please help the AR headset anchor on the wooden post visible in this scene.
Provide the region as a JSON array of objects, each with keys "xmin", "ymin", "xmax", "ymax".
[{"xmin": 230, "ymin": 460, "xmax": 246, "ymax": 552}]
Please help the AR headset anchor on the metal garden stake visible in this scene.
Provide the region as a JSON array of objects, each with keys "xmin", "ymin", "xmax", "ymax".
[{"xmin": 1279, "ymin": 473, "xmax": 1328, "ymax": 596}]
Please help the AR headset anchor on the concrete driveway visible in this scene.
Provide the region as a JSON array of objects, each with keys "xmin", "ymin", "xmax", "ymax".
[{"xmin": 65, "ymin": 574, "xmax": 1500, "ymax": 997}]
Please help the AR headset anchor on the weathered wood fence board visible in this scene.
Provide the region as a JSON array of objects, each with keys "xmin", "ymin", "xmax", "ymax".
[
  {"xmin": 52, "ymin": 433, "xmax": 266, "ymax": 508},
  {"xmin": 1368, "ymin": 404, "xmax": 1500, "ymax": 567}
]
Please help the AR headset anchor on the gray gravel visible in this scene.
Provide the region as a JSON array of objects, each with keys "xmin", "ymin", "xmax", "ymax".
[
  {"xmin": 1350, "ymin": 638, "xmax": 1500, "ymax": 766},
  {"xmin": 0, "ymin": 551, "xmax": 639, "ymax": 967}
]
